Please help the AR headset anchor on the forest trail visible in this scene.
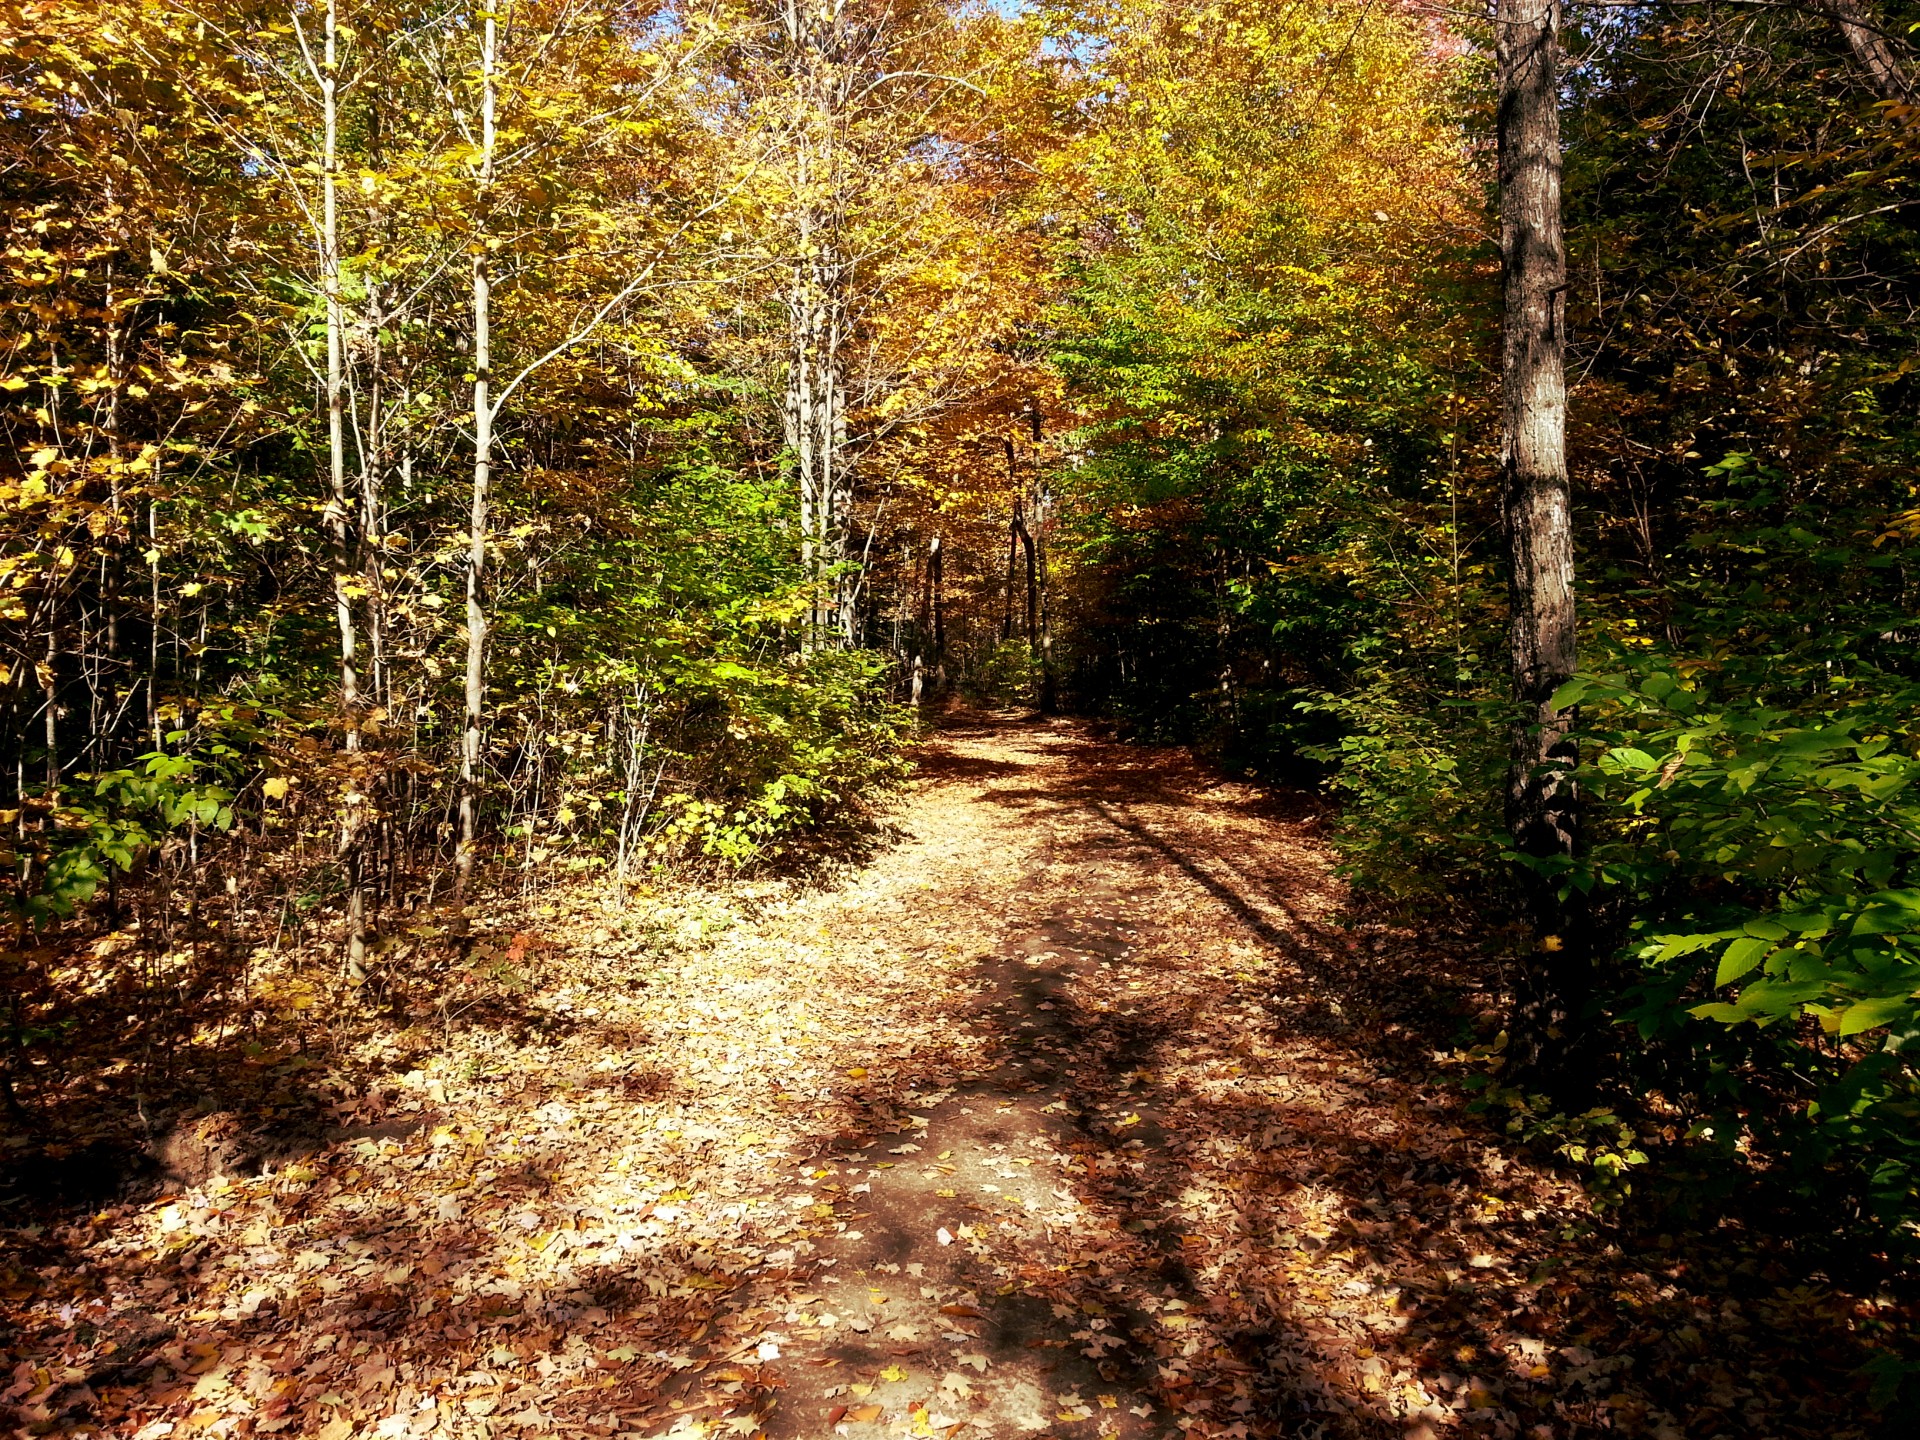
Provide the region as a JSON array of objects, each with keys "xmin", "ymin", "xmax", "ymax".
[
  {"xmin": 7, "ymin": 718, "xmax": 1879, "ymax": 1440},
  {"xmin": 746, "ymin": 715, "xmax": 1349, "ymax": 1440}
]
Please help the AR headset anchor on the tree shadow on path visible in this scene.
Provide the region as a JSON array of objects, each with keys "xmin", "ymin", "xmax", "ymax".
[
  {"xmin": 7, "ymin": 716, "xmax": 1895, "ymax": 1440},
  {"xmin": 765, "ymin": 717, "xmax": 1892, "ymax": 1440}
]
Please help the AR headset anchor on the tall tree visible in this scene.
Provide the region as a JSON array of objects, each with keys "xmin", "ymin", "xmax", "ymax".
[
  {"xmin": 452, "ymin": 1, "xmax": 499, "ymax": 933},
  {"xmin": 305, "ymin": 0, "xmax": 370, "ymax": 973},
  {"xmin": 709, "ymin": 0, "xmax": 1041, "ymax": 658},
  {"xmin": 1496, "ymin": 0, "xmax": 1585, "ymax": 1076},
  {"xmin": 1815, "ymin": 0, "xmax": 1914, "ymax": 99},
  {"xmin": 774, "ymin": 0, "xmax": 854, "ymax": 648}
]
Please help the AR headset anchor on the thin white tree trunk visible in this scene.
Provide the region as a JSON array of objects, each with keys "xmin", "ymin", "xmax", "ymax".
[
  {"xmin": 778, "ymin": 0, "xmax": 859, "ymax": 652},
  {"xmin": 319, "ymin": 0, "xmax": 367, "ymax": 974},
  {"xmin": 453, "ymin": 8, "xmax": 498, "ymax": 934}
]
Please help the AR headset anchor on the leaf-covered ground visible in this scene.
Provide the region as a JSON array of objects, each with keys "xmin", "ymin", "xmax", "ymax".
[{"xmin": 3, "ymin": 717, "xmax": 1905, "ymax": 1438}]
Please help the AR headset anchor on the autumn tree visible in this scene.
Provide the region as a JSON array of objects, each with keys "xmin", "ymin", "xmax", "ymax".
[
  {"xmin": 700, "ymin": 0, "xmax": 1053, "ymax": 662},
  {"xmin": 1040, "ymin": 0, "xmax": 1484, "ymax": 748}
]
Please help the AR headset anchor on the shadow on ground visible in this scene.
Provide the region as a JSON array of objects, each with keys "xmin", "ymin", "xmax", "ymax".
[{"xmin": 1, "ymin": 716, "xmax": 1899, "ymax": 1440}]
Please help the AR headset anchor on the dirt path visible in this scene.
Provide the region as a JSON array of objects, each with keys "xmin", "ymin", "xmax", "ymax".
[
  {"xmin": 3, "ymin": 718, "xmax": 1887, "ymax": 1440},
  {"xmin": 748, "ymin": 717, "xmax": 1345, "ymax": 1440}
]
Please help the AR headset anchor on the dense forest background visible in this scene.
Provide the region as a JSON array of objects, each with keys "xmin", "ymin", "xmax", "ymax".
[{"xmin": 6, "ymin": 0, "xmax": 1920, "ymax": 1305}]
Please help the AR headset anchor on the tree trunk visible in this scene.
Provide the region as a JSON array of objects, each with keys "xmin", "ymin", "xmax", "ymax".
[
  {"xmin": 777, "ymin": 0, "xmax": 859, "ymax": 652},
  {"xmin": 1016, "ymin": 514, "xmax": 1037, "ymax": 647},
  {"xmin": 41, "ymin": 624, "xmax": 57, "ymax": 801},
  {"xmin": 1497, "ymin": 0, "xmax": 1586, "ymax": 1080},
  {"xmin": 360, "ymin": 275, "xmax": 387, "ymax": 718},
  {"xmin": 318, "ymin": 0, "xmax": 366, "ymax": 975},
  {"xmin": 1002, "ymin": 439, "xmax": 1019, "ymax": 642},
  {"xmin": 785, "ymin": 249, "xmax": 853, "ymax": 650},
  {"xmin": 1035, "ymin": 505, "xmax": 1056, "ymax": 715},
  {"xmin": 928, "ymin": 533, "xmax": 945, "ymax": 669},
  {"xmin": 1029, "ymin": 415, "xmax": 1056, "ymax": 713},
  {"xmin": 1815, "ymin": 0, "xmax": 1913, "ymax": 100},
  {"xmin": 147, "ymin": 492, "xmax": 161, "ymax": 750},
  {"xmin": 453, "ymin": 9, "xmax": 498, "ymax": 937},
  {"xmin": 1003, "ymin": 507, "xmax": 1019, "ymax": 643}
]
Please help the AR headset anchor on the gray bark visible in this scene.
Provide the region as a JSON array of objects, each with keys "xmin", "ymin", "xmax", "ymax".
[
  {"xmin": 1815, "ymin": 0, "xmax": 1913, "ymax": 101},
  {"xmin": 315, "ymin": 0, "xmax": 366, "ymax": 974},
  {"xmin": 1498, "ymin": 0, "xmax": 1587, "ymax": 1075}
]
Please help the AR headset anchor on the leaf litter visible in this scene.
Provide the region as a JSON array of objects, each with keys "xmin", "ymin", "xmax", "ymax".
[{"xmin": 3, "ymin": 717, "xmax": 1908, "ymax": 1439}]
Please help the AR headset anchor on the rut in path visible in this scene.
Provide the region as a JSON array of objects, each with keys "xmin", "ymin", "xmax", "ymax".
[{"xmin": 11, "ymin": 717, "xmax": 1885, "ymax": 1440}]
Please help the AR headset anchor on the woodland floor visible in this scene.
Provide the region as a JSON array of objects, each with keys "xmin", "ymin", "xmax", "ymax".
[{"xmin": 1, "ymin": 716, "xmax": 1906, "ymax": 1439}]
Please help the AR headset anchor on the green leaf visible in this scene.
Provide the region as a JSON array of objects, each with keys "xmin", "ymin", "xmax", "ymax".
[
  {"xmin": 1838, "ymin": 994, "xmax": 1917, "ymax": 1037},
  {"xmin": 1548, "ymin": 677, "xmax": 1590, "ymax": 711},
  {"xmin": 1654, "ymin": 930, "xmax": 1732, "ymax": 962},
  {"xmin": 1715, "ymin": 935, "xmax": 1772, "ymax": 986},
  {"xmin": 1688, "ymin": 1002, "xmax": 1748, "ymax": 1023}
]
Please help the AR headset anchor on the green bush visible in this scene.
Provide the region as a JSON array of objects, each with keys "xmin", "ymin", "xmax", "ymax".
[
  {"xmin": 1558, "ymin": 653, "xmax": 1920, "ymax": 1235},
  {"xmin": 1297, "ymin": 674, "xmax": 1507, "ymax": 909}
]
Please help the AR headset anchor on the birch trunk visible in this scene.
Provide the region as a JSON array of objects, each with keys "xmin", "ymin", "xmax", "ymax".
[
  {"xmin": 318, "ymin": 0, "xmax": 366, "ymax": 974},
  {"xmin": 779, "ymin": 0, "xmax": 857, "ymax": 652},
  {"xmin": 786, "ymin": 261, "xmax": 852, "ymax": 648},
  {"xmin": 453, "ymin": 8, "xmax": 497, "ymax": 934}
]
